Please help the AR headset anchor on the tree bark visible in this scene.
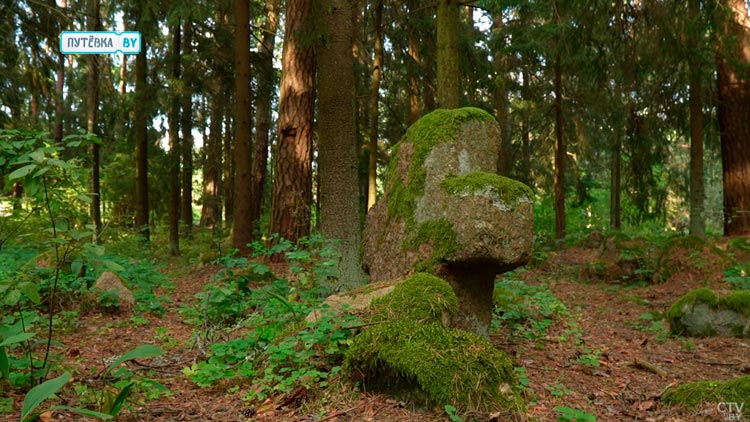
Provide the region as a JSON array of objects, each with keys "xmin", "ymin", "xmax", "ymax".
[
  {"xmin": 716, "ymin": 0, "xmax": 750, "ymax": 236},
  {"xmin": 270, "ymin": 0, "xmax": 316, "ymax": 244},
  {"xmin": 493, "ymin": 13, "xmax": 512, "ymax": 177},
  {"xmin": 181, "ymin": 20, "xmax": 194, "ymax": 234},
  {"xmin": 366, "ymin": 0, "xmax": 383, "ymax": 211},
  {"xmin": 202, "ymin": 79, "xmax": 222, "ymax": 229},
  {"xmin": 54, "ymin": 0, "xmax": 66, "ymax": 145},
  {"xmin": 168, "ymin": 22, "xmax": 181, "ymax": 255},
  {"xmin": 134, "ymin": 24, "xmax": 149, "ymax": 241},
  {"xmin": 553, "ymin": 51, "xmax": 565, "ymax": 240},
  {"xmin": 436, "ymin": 0, "xmax": 460, "ymax": 109},
  {"xmin": 86, "ymin": 0, "xmax": 102, "ymax": 243},
  {"xmin": 318, "ymin": 0, "xmax": 364, "ymax": 289},
  {"xmin": 232, "ymin": 0, "xmax": 253, "ymax": 253},
  {"xmin": 251, "ymin": 0, "xmax": 280, "ymax": 235},
  {"xmin": 688, "ymin": 0, "xmax": 705, "ymax": 236},
  {"xmin": 223, "ymin": 91, "xmax": 234, "ymax": 224},
  {"xmin": 407, "ymin": 0, "xmax": 422, "ymax": 124}
]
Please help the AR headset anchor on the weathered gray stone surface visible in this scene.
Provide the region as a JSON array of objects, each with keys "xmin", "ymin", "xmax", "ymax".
[
  {"xmin": 668, "ymin": 288, "xmax": 750, "ymax": 338},
  {"xmin": 93, "ymin": 271, "xmax": 135, "ymax": 311},
  {"xmin": 362, "ymin": 107, "xmax": 533, "ymax": 336}
]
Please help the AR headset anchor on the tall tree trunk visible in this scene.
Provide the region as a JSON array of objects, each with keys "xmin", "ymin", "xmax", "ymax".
[
  {"xmin": 270, "ymin": 0, "xmax": 316, "ymax": 244},
  {"xmin": 553, "ymin": 51, "xmax": 565, "ymax": 240},
  {"xmin": 251, "ymin": 0, "xmax": 280, "ymax": 235},
  {"xmin": 168, "ymin": 22, "xmax": 181, "ymax": 256},
  {"xmin": 493, "ymin": 13, "xmax": 512, "ymax": 177},
  {"xmin": 318, "ymin": 0, "xmax": 363, "ymax": 289},
  {"xmin": 223, "ymin": 91, "xmax": 234, "ymax": 224},
  {"xmin": 232, "ymin": 0, "xmax": 253, "ymax": 253},
  {"xmin": 610, "ymin": 0, "xmax": 626, "ymax": 230},
  {"xmin": 716, "ymin": 0, "xmax": 750, "ymax": 236},
  {"xmin": 521, "ymin": 66, "xmax": 531, "ymax": 186},
  {"xmin": 366, "ymin": 0, "xmax": 383, "ymax": 211},
  {"xmin": 86, "ymin": 0, "xmax": 101, "ymax": 243},
  {"xmin": 134, "ymin": 31, "xmax": 149, "ymax": 241},
  {"xmin": 181, "ymin": 20, "xmax": 194, "ymax": 234},
  {"xmin": 436, "ymin": 0, "xmax": 459, "ymax": 109},
  {"xmin": 688, "ymin": 0, "xmax": 705, "ymax": 236},
  {"xmin": 407, "ymin": 0, "xmax": 422, "ymax": 124},
  {"xmin": 202, "ymin": 81, "xmax": 222, "ymax": 228},
  {"xmin": 54, "ymin": 0, "xmax": 66, "ymax": 145}
]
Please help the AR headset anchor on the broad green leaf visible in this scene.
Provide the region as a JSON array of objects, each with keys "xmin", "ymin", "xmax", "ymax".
[
  {"xmin": 69, "ymin": 230, "xmax": 93, "ymax": 241},
  {"xmin": 3, "ymin": 289, "xmax": 21, "ymax": 306},
  {"xmin": 104, "ymin": 261, "xmax": 126, "ymax": 272},
  {"xmin": 8, "ymin": 164, "xmax": 37, "ymax": 180},
  {"xmin": 32, "ymin": 167, "xmax": 50, "ymax": 177},
  {"xmin": 0, "ymin": 331, "xmax": 36, "ymax": 347},
  {"xmin": 76, "ymin": 193, "xmax": 92, "ymax": 204},
  {"xmin": 71, "ymin": 260, "xmax": 83, "ymax": 277},
  {"xmin": 18, "ymin": 282, "xmax": 41, "ymax": 304},
  {"xmin": 51, "ymin": 405, "xmax": 113, "ymax": 419},
  {"xmin": 29, "ymin": 150, "xmax": 45, "ymax": 163},
  {"xmin": 106, "ymin": 345, "xmax": 164, "ymax": 374},
  {"xmin": 48, "ymin": 158, "xmax": 72, "ymax": 169},
  {"xmin": 0, "ymin": 347, "xmax": 8, "ymax": 379},
  {"xmin": 21, "ymin": 372, "xmax": 71, "ymax": 421}
]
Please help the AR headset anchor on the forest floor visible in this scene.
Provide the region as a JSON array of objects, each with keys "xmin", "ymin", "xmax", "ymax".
[{"xmin": 3, "ymin": 238, "xmax": 749, "ymax": 422}]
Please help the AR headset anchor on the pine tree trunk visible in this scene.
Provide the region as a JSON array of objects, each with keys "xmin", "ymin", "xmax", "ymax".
[
  {"xmin": 521, "ymin": 66, "xmax": 531, "ymax": 186},
  {"xmin": 223, "ymin": 90, "xmax": 234, "ymax": 223},
  {"xmin": 318, "ymin": 0, "xmax": 363, "ymax": 289},
  {"xmin": 54, "ymin": 0, "xmax": 66, "ymax": 145},
  {"xmin": 232, "ymin": 0, "xmax": 253, "ymax": 253},
  {"xmin": 270, "ymin": 0, "xmax": 315, "ymax": 244},
  {"xmin": 366, "ymin": 0, "xmax": 383, "ymax": 211},
  {"xmin": 553, "ymin": 51, "xmax": 566, "ymax": 240},
  {"xmin": 688, "ymin": 0, "xmax": 705, "ymax": 236},
  {"xmin": 251, "ymin": 0, "xmax": 280, "ymax": 234},
  {"xmin": 168, "ymin": 23, "xmax": 181, "ymax": 256},
  {"xmin": 86, "ymin": 0, "xmax": 102, "ymax": 243},
  {"xmin": 436, "ymin": 0, "xmax": 459, "ymax": 109},
  {"xmin": 202, "ymin": 81, "xmax": 222, "ymax": 229},
  {"xmin": 181, "ymin": 20, "xmax": 194, "ymax": 234},
  {"xmin": 493, "ymin": 14, "xmax": 512, "ymax": 177},
  {"xmin": 717, "ymin": 0, "xmax": 750, "ymax": 236},
  {"xmin": 134, "ymin": 28, "xmax": 149, "ymax": 241},
  {"xmin": 407, "ymin": 0, "xmax": 422, "ymax": 125}
]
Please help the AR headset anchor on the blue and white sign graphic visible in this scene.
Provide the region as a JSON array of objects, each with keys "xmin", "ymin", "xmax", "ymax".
[{"xmin": 60, "ymin": 31, "xmax": 141, "ymax": 54}]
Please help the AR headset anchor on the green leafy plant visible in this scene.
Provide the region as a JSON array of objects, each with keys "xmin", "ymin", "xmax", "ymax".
[
  {"xmin": 546, "ymin": 382, "xmax": 572, "ymax": 399},
  {"xmin": 444, "ymin": 404, "xmax": 464, "ymax": 422},
  {"xmin": 555, "ymin": 406, "xmax": 597, "ymax": 422},
  {"xmin": 626, "ymin": 311, "xmax": 670, "ymax": 341},
  {"xmin": 573, "ymin": 348, "xmax": 601, "ymax": 367},
  {"xmin": 724, "ymin": 264, "xmax": 750, "ymax": 290}
]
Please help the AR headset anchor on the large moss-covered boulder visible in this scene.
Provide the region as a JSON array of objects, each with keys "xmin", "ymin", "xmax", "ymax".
[
  {"xmin": 344, "ymin": 273, "xmax": 522, "ymax": 415},
  {"xmin": 363, "ymin": 108, "xmax": 533, "ymax": 336},
  {"xmin": 668, "ymin": 288, "xmax": 750, "ymax": 337}
]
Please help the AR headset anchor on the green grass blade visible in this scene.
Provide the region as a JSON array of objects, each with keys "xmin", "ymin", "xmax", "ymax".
[{"xmin": 21, "ymin": 372, "xmax": 71, "ymax": 421}]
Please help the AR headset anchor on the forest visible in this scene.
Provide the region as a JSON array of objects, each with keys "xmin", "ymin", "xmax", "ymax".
[{"xmin": 1, "ymin": 0, "xmax": 750, "ymax": 421}]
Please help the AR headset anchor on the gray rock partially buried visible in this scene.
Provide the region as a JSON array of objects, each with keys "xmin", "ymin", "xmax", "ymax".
[{"xmin": 363, "ymin": 107, "xmax": 533, "ymax": 337}]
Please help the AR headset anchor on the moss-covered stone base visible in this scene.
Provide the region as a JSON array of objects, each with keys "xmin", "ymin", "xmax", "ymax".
[
  {"xmin": 344, "ymin": 273, "xmax": 522, "ymax": 415},
  {"xmin": 668, "ymin": 288, "xmax": 750, "ymax": 337},
  {"xmin": 663, "ymin": 376, "xmax": 750, "ymax": 414}
]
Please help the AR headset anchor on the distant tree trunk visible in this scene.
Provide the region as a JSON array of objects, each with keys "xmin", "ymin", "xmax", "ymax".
[
  {"xmin": 251, "ymin": 0, "xmax": 280, "ymax": 235},
  {"xmin": 366, "ymin": 0, "xmax": 383, "ymax": 211},
  {"xmin": 521, "ymin": 66, "xmax": 531, "ymax": 186},
  {"xmin": 168, "ymin": 22, "xmax": 181, "ymax": 256},
  {"xmin": 223, "ymin": 91, "xmax": 235, "ymax": 223},
  {"xmin": 407, "ymin": 0, "xmax": 422, "ymax": 124},
  {"xmin": 318, "ymin": 0, "xmax": 364, "ymax": 289},
  {"xmin": 181, "ymin": 20, "xmax": 194, "ymax": 234},
  {"xmin": 86, "ymin": 0, "xmax": 102, "ymax": 243},
  {"xmin": 493, "ymin": 14, "xmax": 512, "ymax": 177},
  {"xmin": 436, "ymin": 0, "xmax": 459, "ymax": 109},
  {"xmin": 688, "ymin": 0, "xmax": 705, "ymax": 236},
  {"xmin": 716, "ymin": 0, "xmax": 750, "ymax": 236},
  {"xmin": 610, "ymin": 0, "xmax": 626, "ymax": 230},
  {"xmin": 202, "ymin": 81, "xmax": 222, "ymax": 229},
  {"xmin": 54, "ymin": 0, "xmax": 66, "ymax": 145},
  {"xmin": 232, "ymin": 0, "xmax": 253, "ymax": 253},
  {"xmin": 553, "ymin": 51, "xmax": 566, "ymax": 240},
  {"xmin": 270, "ymin": 0, "xmax": 315, "ymax": 244},
  {"xmin": 134, "ymin": 31, "xmax": 149, "ymax": 240}
]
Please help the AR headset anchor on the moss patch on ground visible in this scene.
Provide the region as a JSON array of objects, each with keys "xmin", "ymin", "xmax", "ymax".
[
  {"xmin": 344, "ymin": 273, "xmax": 522, "ymax": 414},
  {"xmin": 441, "ymin": 172, "xmax": 532, "ymax": 204},
  {"xmin": 662, "ymin": 376, "xmax": 750, "ymax": 411}
]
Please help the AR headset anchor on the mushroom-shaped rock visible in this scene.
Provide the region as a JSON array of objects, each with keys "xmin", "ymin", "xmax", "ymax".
[{"xmin": 363, "ymin": 107, "xmax": 533, "ymax": 336}]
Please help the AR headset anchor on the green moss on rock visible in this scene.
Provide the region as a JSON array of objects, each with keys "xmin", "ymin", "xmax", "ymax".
[
  {"xmin": 441, "ymin": 172, "xmax": 532, "ymax": 203},
  {"xmin": 663, "ymin": 376, "xmax": 750, "ymax": 410},
  {"xmin": 344, "ymin": 273, "xmax": 521, "ymax": 414},
  {"xmin": 668, "ymin": 288, "xmax": 750, "ymax": 336},
  {"xmin": 407, "ymin": 220, "xmax": 460, "ymax": 273}
]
